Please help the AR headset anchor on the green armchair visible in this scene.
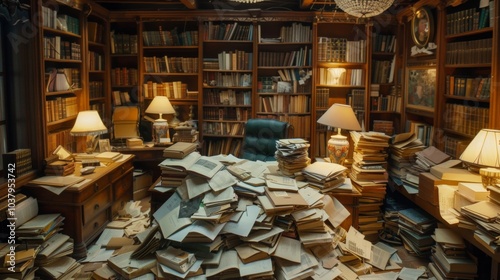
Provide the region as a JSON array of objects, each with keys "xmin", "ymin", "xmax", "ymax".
[{"xmin": 240, "ymin": 118, "xmax": 291, "ymax": 161}]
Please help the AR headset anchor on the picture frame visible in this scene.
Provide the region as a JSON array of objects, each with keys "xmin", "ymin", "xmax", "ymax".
[
  {"xmin": 98, "ymin": 139, "xmax": 111, "ymax": 153},
  {"xmin": 411, "ymin": 6, "xmax": 434, "ymax": 48},
  {"xmin": 405, "ymin": 67, "xmax": 437, "ymax": 113}
]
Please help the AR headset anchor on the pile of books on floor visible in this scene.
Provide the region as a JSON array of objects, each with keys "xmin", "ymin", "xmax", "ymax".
[
  {"xmin": 398, "ymin": 207, "xmax": 436, "ymax": 256},
  {"xmin": 275, "ymin": 138, "xmax": 311, "ymax": 177},
  {"xmin": 349, "ymin": 131, "xmax": 391, "ymax": 241},
  {"xmin": 0, "ymin": 196, "xmax": 79, "ymax": 280},
  {"xmin": 429, "ymin": 228, "xmax": 478, "ymax": 280},
  {"xmin": 158, "ymin": 142, "xmax": 199, "ymax": 188},
  {"xmin": 88, "ymin": 153, "xmax": 440, "ymax": 279}
]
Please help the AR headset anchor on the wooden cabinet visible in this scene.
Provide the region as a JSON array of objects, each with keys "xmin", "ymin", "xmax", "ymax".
[{"xmin": 22, "ymin": 155, "xmax": 134, "ymax": 259}]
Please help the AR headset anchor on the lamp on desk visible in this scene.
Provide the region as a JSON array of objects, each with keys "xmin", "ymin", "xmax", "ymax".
[
  {"xmin": 460, "ymin": 128, "xmax": 500, "ymax": 189},
  {"xmin": 70, "ymin": 110, "xmax": 108, "ymax": 154},
  {"xmin": 146, "ymin": 96, "xmax": 175, "ymax": 145},
  {"xmin": 317, "ymin": 103, "xmax": 361, "ymax": 165}
]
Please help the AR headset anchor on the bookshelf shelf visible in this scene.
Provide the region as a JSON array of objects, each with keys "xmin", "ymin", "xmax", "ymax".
[
  {"xmin": 443, "ymin": 95, "xmax": 490, "ymax": 102},
  {"xmin": 445, "ymin": 27, "xmax": 493, "ymax": 39},
  {"xmin": 47, "ymin": 115, "xmax": 78, "ymax": 126},
  {"xmin": 44, "ymin": 58, "xmax": 82, "ymax": 64},
  {"xmin": 43, "ymin": 27, "xmax": 82, "ymax": 38},
  {"xmin": 444, "ymin": 63, "xmax": 491, "ymax": 68}
]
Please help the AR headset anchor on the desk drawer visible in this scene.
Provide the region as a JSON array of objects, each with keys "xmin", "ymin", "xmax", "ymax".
[
  {"xmin": 109, "ymin": 160, "xmax": 134, "ymax": 182},
  {"xmin": 82, "ymin": 210, "xmax": 109, "ymax": 244},
  {"xmin": 114, "ymin": 172, "xmax": 133, "ymax": 200},
  {"xmin": 79, "ymin": 175, "xmax": 111, "ymax": 203},
  {"xmin": 83, "ymin": 188, "xmax": 111, "ymax": 224}
]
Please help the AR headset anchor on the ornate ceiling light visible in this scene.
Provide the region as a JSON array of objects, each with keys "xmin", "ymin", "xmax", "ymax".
[{"xmin": 335, "ymin": 0, "xmax": 395, "ymax": 18}]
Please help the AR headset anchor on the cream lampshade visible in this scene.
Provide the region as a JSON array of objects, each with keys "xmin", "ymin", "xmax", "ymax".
[
  {"xmin": 317, "ymin": 103, "xmax": 362, "ymax": 165},
  {"xmin": 146, "ymin": 96, "xmax": 175, "ymax": 144},
  {"xmin": 460, "ymin": 129, "xmax": 500, "ymax": 188},
  {"xmin": 70, "ymin": 110, "xmax": 108, "ymax": 153}
]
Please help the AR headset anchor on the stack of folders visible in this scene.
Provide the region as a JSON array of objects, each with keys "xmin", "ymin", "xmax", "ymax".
[
  {"xmin": 302, "ymin": 161, "xmax": 348, "ymax": 193},
  {"xmin": 429, "ymin": 228, "xmax": 477, "ymax": 280},
  {"xmin": 398, "ymin": 207, "xmax": 437, "ymax": 256},
  {"xmin": 275, "ymin": 138, "xmax": 311, "ymax": 177}
]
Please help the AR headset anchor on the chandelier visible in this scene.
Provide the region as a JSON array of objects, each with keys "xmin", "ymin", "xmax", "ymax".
[
  {"xmin": 230, "ymin": 0, "xmax": 265, "ymax": 3},
  {"xmin": 335, "ymin": 0, "xmax": 395, "ymax": 18}
]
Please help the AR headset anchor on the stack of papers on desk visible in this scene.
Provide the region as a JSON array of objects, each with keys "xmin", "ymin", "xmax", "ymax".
[
  {"xmin": 28, "ymin": 175, "xmax": 85, "ymax": 188},
  {"xmin": 275, "ymin": 138, "xmax": 311, "ymax": 176}
]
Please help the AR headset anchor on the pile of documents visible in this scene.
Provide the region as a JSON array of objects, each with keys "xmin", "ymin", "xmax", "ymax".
[
  {"xmin": 302, "ymin": 161, "xmax": 348, "ymax": 193},
  {"xmin": 402, "ymin": 146, "xmax": 450, "ymax": 190},
  {"xmin": 275, "ymin": 138, "xmax": 311, "ymax": 177}
]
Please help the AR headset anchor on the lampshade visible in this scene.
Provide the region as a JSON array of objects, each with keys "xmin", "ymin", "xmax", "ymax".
[
  {"xmin": 317, "ymin": 103, "xmax": 362, "ymax": 132},
  {"xmin": 145, "ymin": 96, "xmax": 175, "ymax": 120},
  {"xmin": 460, "ymin": 129, "xmax": 500, "ymax": 168},
  {"xmin": 335, "ymin": 0, "xmax": 395, "ymax": 18},
  {"xmin": 70, "ymin": 110, "xmax": 107, "ymax": 136}
]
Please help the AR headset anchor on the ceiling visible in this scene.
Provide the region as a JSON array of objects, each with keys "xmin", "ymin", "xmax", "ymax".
[{"xmin": 93, "ymin": 0, "xmax": 418, "ymax": 14}]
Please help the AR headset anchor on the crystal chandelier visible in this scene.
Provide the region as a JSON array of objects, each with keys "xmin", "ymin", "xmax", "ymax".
[
  {"xmin": 230, "ymin": 0, "xmax": 265, "ymax": 3},
  {"xmin": 335, "ymin": 0, "xmax": 395, "ymax": 18}
]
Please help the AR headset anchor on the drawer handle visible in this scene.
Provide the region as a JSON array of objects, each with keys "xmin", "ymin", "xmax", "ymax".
[
  {"xmin": 121, "ymin": 166, "xmax": 125, "ymax": 173},
  {"xmin": 94, "ymin": 184, "xmax": 99, "ymax": 192},
  {"xmin": 94, "ymin": 222, "xmax": 99, "ymax": 229},
  {"xmin": 94, "ymin": 204, "xmax": 99, "ymax": 210}
]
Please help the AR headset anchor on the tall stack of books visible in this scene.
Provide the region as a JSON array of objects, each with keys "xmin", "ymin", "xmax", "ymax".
[
  {"xmin": 429, "ymin": 228, "xmax": 477, "ymax": 280},
  {"xmin": 275, "ymin": 138, "xmax": 311, "ymax": 177},
  {"xmin": 388, "ymin": 132, "xmax": 425, "ymax": 184},
  {"xmin": 349, "ymin": 131, "xmax": 391, "ymax": 241}
]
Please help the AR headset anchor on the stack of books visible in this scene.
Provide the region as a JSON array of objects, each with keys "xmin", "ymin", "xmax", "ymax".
[
  {"xmin": 398, "ymin": 207, "xmax": 436, "ymax": 256},
  {"xmin": 43, "ymin": 154, "xmax": 75, "ymax": 176},
  {"xmin": 275, "ymin": 138, "xmax": 311, "ymax": 177},
  {"xmin": 0, "ymin": 244, "xmax": 38, "ymax": 280},
  {"xmin": 163, "ymin": 142, "xmax": 197, "ymax": 159},
  {"xmin": 388, "ymin": 132, "xmax": 425, "ymax": 182},
  {"xmin": 429, "ymin": 228, "xmax": 477, "ymax": 280},
  {"xmin": 96, "ymin": 151, "xmax": 123, "ymax": 163},
  {"xmin": 403, "ymin": 146, "xmax": 450, "ymax": 190},
  {"xmin": 172, "ymin": 124, "xmax": 199, "ymax": 143}
]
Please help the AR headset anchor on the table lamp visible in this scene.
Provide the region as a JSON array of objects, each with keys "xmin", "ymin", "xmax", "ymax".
[
  {"xmin": 146, "ymin": 96, "xmax": 175, "ymax": 144},
  {"xmin": 317, "ymin": 103, "xmax": 362, "ymax": 165},
  {"xmin": 70, "ymin": 110, "xmax": 108, "ymax": 153},
  {"xmin": 460, "ymin": 128, "xmax": 500, "ymax": 189}
]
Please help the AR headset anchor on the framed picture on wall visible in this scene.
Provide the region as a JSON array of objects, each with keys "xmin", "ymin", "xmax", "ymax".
[
  {"xmin": 98, "ymin": 139, "xmax": 111, "ymax": 153},
  {"xmin": 405, "ymin": 67, "xmax": 436, "ymax": 113},
  {"xmin": 411, "ymin": 6, "xmax": 434, "ymax": 48}
]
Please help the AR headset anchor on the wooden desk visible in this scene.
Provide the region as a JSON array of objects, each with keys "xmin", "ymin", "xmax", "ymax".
[
  {"xmin": 113, "ymin": 146, "xmax": 165, "ymax": 181},
  {"xmin": 23, "ymin": 155, "xmax": 134, "ymax": 259}
]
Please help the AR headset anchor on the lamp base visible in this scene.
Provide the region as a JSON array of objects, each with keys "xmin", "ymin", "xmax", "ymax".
[
  {"xmin": 153, "ymin": 119, "xmax": 170, "ymax": 144},
  {"xmin": 327, "ymin": 134, "xmax": 349, "ymax": 165}
]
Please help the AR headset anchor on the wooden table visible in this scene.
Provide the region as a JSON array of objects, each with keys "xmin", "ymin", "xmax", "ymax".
[
  {"xmin": 113, "ymin": 146, "xmax": 166, "ymax": 182},
  {"xmin": 23, "ymin": 155, "xmax": 134, "ymax": 259}
]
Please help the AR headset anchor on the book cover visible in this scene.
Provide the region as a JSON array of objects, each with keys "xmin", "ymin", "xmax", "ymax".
[
  {"xmin": 163, "ymin": 142, "xmax": 197, "ymax": 159},
  {"xmin": 156, "ymin": 246, "xmax": 196, "ymax": 273}
]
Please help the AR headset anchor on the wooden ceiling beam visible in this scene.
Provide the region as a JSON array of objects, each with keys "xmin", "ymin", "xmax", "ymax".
[{"xmin": 300, "ymin": 0, "xmax": 315, "ymax": 9}]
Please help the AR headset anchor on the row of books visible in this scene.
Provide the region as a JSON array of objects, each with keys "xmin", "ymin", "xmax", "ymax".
[
  {"xmin": 259, "ymin": 95, "xmax": 310, "ymax": 114},
  {"xmin": 42, "ymin": 5, "xmax": 79, "ymax": 35},
  {"xmin": 89, "ymin": 81, "xmax": 104, "ymax": 99},
  {"xmin": 143, "ymin": 56, "xmax": 198, "ymax": 73},
  {"xmin": 445, "ymin": 38, "xmax": 492, "ymax": 65},
  {"xmin": 315, "ymin": 88, "xmax": 329, "ymax": 109},
  {"xmin": 43, "ymin": 36, "xmax": 81, "ymax": 60},
  {"xmin": 203, "ymin": 121, "xmax": 245, "ymax": 137},
  {"xmin": 318, "ymin": 67, "xmax": 364, "ymax": 86},
  {"xmin": 110, "ymin": 67, "xmax": 138, "ymax": 87},
  {"xmin": 2, "ymin": 148, "xmax": 32, "ymax": 178},
  {"xmin": 371, "ymin": 58, "xmax": 395, "ymax": 84},
  {"xmin": 112, "ymin": 90, "xmax": 134, "ymax": 106},
  {"xmin": 88, "ymin": 51, "xmax": 104, "ymax": 71},
  {"xmin": 204, "ymin": 22, "xmax": 254, "ymax": 41},
  {"xmin": 203, "ymin": 89, "xmax": 251, "ymax": 106},
  {"xmin": 110, "ymin": 32, "xmax": 139, "ymax": 54},
  {"xmin": 204, "ymin": 137, "xmax": 242, "ymax": 156},
  {"xmin": 372, "ymin": 33, "xmax": 396, "ymax": 53},
  {"xmin": 202, "ymin": 108, "xmax": 250, "ymax": 122},
  {"xmin": 257, "ymin": 47, "xmax": 311, "ymax": 67},
  {"xmin": 258, "ymin": 22, "xmax": 311, "ymax": 43},
  {"xmin": 443, "ymin": 103, "xmax": 489, "ymax": 137},
  {"xmin": 406, "ymin": 120, "xmax": 434, "ymax": 147},
  {"xmin": 255, "ymin": 114, "xmax": 311, "ymax": 139},
  {"xmin": 143, "ymin": 81, "xmax": 192, "ymax": 99},
  {"xmin": 45, "ymin": 96, "xmax": 78, "ymax": 123},
  {"xmin": 203, "ymin": 72, "xmax": 252, "ymax": 87},
  {"xmin": 446, "ymin": 2, "xmax": 494, "ymax": 35},
  {"xmin": 370, "ymin": 94, "xmax": 402, "ymax": 112},
  {"xmin": 87, "ymin": 21, "xmax": 105, "ymax": 44},
  {"xmin": 373, "ymin": 120, "xmax": 395, "ymax": 135},
  {"xmin": 142, "ymin": 28, "xmax": 199, "ymax": 46},
  {"xmin": 443, "ymin": 135, "xmax": 470, "ymax": 159},
  {"xmin": 445, "ymin": 75, "xmax": 491, "ymax": 99},
  {"xmin": 317, "ymin": 37, "xmax": 367, "ymax": 63},
  {"xmin": 213, "ymin": 50, "xmax": 253, "ymax": 70}
]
